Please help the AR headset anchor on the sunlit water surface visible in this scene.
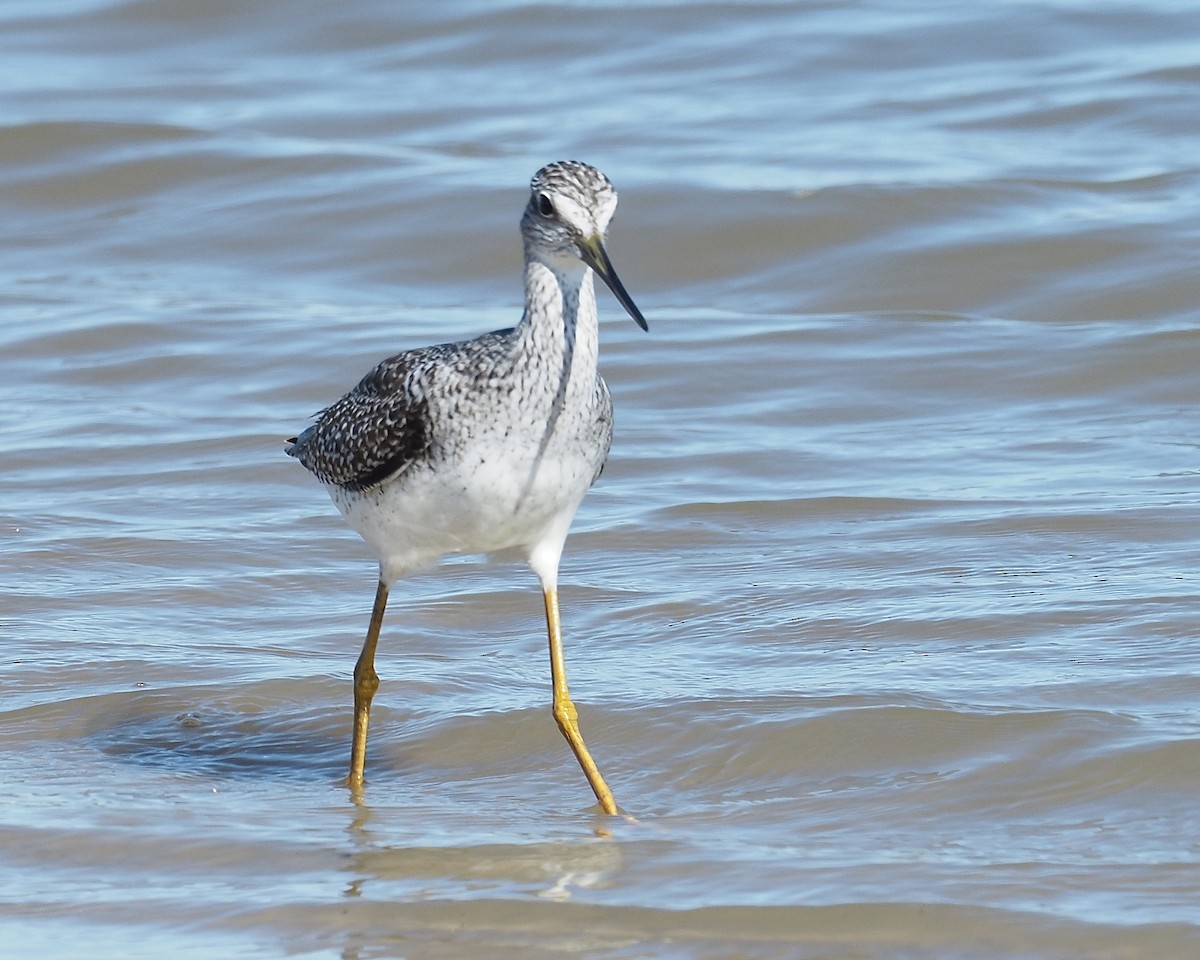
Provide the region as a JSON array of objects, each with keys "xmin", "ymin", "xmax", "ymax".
[{"xmin": 3, "ymin": 2, "xmax": 1199, "ymax": 958}]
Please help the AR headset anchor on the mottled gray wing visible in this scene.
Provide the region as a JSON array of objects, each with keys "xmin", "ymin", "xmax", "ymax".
[{"xmin": 286, "ymin": 350, "xmax": 432, "ymax": 491}]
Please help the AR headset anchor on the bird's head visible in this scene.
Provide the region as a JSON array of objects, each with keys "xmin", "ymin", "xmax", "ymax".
[{"xmin": 521, "ymin": 160, "xmax": 648, "ymax": 331}]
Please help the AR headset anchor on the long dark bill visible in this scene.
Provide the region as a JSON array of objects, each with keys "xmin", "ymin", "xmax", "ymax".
[{"xmin": 577, "ymin": 234, "xmax": 649, "ymax": 332}]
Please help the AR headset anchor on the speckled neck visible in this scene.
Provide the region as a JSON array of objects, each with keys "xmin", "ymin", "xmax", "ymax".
[{"xmin": 519, "ymin": 257, "xmax": 600, "ymax": 389}]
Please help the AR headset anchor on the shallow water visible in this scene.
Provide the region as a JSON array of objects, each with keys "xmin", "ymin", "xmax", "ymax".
[{"xmin": 3, "ymin": 1, "xmax": 1199, "ymax": 958}]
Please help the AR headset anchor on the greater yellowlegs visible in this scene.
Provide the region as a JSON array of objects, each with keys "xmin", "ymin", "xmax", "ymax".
[{"xmin": 286, "ymin": 161, "xmax": 647, "ymax": 814}]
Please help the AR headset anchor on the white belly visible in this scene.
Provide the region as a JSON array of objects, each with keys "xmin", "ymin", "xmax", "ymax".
[{"xmin": 330, "ymin": 443, "xmax": 598, "ymax": 584}]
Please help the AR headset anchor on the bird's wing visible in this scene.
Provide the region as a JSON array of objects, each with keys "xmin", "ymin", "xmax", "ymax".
[{"xmin": 286, "ymin": 350, "xmax": 433, "ymax": 491}]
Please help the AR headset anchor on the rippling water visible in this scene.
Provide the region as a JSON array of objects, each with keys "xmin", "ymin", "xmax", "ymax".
[{"xmin": 3, "ymin": 1, "xmax": 1199, "ymax": 958}]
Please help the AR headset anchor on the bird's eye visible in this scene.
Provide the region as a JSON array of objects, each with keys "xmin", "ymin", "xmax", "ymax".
[{"xmin": 536, "ymin": 193, "xmax": 555, "ymax": 218}]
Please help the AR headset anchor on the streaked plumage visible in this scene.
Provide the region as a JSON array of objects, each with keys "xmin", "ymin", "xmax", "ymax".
[{"xmin": 287, "ymin": 161, "xmax": 648, "ymax": 814}]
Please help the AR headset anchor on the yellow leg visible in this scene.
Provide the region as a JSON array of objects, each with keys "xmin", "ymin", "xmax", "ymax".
[
  {"xmin": 543, "ymin": 586, "xmax": 618, "ymax": 815},
  {"xmin": 348, "ymin": 580, "xmax": 389, "ymax": 789}
]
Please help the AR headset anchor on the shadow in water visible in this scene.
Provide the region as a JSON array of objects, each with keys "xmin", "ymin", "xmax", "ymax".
[{"xmin": 82, "ymin": 684, "xmax": 352, "ymax": 783}]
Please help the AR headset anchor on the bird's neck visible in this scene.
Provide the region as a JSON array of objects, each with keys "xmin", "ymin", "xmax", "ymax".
[{"xmin": 519, "ymin": 258, "xmax": 599, "ymax": 374}]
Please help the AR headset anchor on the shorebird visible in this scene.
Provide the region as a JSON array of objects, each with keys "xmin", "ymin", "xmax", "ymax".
[{"xmin": 286, "ymin": 161, "xmax": 647, "ymax": 814}]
